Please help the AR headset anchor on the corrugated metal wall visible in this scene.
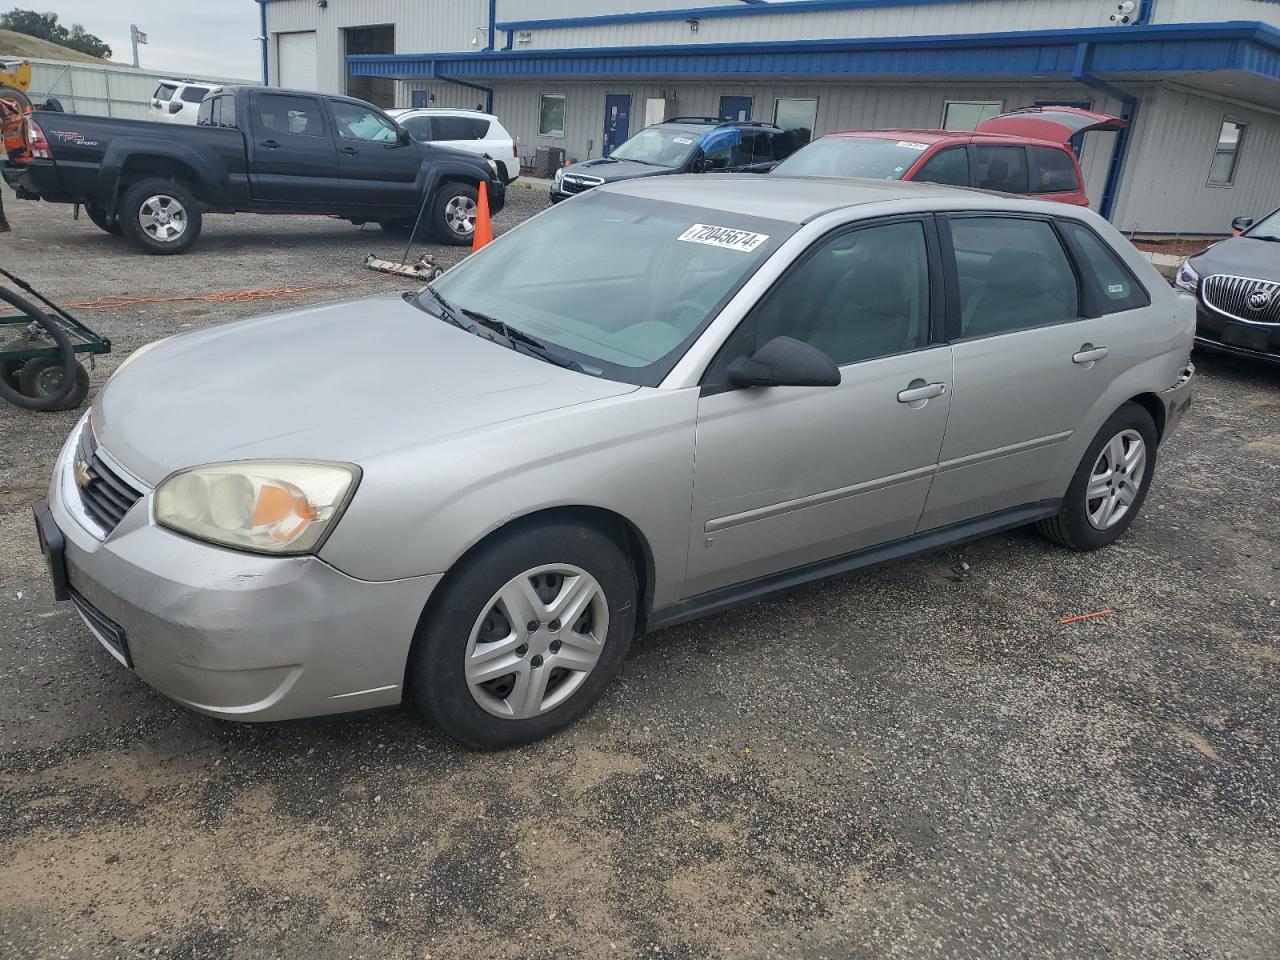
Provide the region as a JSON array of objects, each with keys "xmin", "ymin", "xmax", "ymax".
[
  {"xmin": 498, "ymin": 0, "xmax": 741, "ymax": 18},
  {"xmin": 1112, "ymin": 84, "xmax": 1280, "ymax": 234},
  {"xmin": 517, "ymin": 0, "xmax": 1120, "ymax": 50},
  {"xmin": 21, "ymin": 58, "xmax": 252, "ymax": 120},
  {"xmin": 472, "ymin": 79, "xmax": 1120, "ymax": 211},
  {"xmin": 1154, "ymin": 0, "xmax": 1280, "ymax": 29}
]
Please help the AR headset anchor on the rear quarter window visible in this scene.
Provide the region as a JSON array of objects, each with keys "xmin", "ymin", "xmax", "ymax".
[
  {"xmin": 1029, "ymin": 147, "xmax": 1080, "ymax": 194},
  {"xmin": 154, "ymin": 84, "xmax": 177, "ymax": 101},
  {"xmin": 432, "ymin": 116, "xmax": 489, "ymax": 140},
  {"xmin": 180, "ymin": 86, "xmax": 211, "ymax": 104},
  {"xmin": 1057, "ymin": 220, "xmax": 1151, "ymax": 315}
]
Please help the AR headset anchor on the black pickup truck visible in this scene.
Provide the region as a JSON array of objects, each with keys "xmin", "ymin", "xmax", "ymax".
[{"xmin": 2, "ymin": 86, "xmax": 506, "ymax": 255}]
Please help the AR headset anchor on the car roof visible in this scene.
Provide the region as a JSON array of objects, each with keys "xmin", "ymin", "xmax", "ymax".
[
  {"xmin": 825, "ymin": 129, "xmax": 1070, "ymax": 149},
  {"xmin": 655, "ymin": 117, "xmax": 783, "ymax": 132},
  {"xmin": 388, "ymin": 107, "xmax": 498, "ymax": 119},
  {"xmin": 597, "ymin": 173, "xmax": 1007, "ymax": 224}
]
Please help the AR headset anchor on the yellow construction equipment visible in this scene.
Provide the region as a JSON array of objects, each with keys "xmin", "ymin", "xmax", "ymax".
[{"xmin": 0, "ymin": 59, "xmax": 33, "ymax": 112}]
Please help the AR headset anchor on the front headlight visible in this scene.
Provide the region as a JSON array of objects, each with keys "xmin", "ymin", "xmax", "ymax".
[
  {"xmin": 554, "ymin": 167, "xmax": 564, "ymax": 186},
  {"xmin": 1174, "ymin": 260, "xmax": 1201, "ymax": 294},
  {"xmin": 486, "ymin": 158, "xmax": 499, "ymax": 177},
  {"xmin": 155, "ymin": 460, "xmax": 359, "ymax": 555}
]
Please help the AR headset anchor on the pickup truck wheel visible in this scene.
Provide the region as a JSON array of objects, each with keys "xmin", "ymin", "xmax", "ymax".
[
  {"xmin": 432, "ymin": 182, "xmax": 478, "ymax": 246},
  {"xmin": 119, "ymin": 178, "xmax": 202, "ymax": 255},
  {"xmin": 83, "ymin": 203, "xmax": 123, "ymax": 236}
]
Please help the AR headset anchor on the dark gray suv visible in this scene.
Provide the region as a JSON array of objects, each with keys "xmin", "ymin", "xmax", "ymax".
[
  {"xmin": 1176, "ymin": 208, "xmax": 1280, "ymax": 365},
  {"xmin": 549, "ymin": 118, "xmax": 801, "ymax": 203}
]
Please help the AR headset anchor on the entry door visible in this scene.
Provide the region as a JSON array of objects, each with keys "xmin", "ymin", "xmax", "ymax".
[
  {"xmin": 685, "ymin": 218, "xmax": 952, "ymax": 599},
  {"xmin": 918, "ymin": 214, "xmax": 1114, "ymax": 530},
  {"xmin": 603, "ymin": 94, "xmax": 631, "ymax": 156},
  {"xmin": 718, "ymin": 96, "xmax": 752, "ymax": 122},
  {"xmin": 247, "ymin": 92, "xmax": 338, "ymax": 205},
  {"xmin": 328, "ymin": 98, "xmax": 423, "ymax": 209}
]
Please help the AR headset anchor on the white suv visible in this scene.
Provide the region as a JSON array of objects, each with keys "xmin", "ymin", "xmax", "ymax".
[
  {"xmin": 388, "ymin": 108, "xmax": 519, "ymax": 183},
  {"xmin": 150, "ymin": 81, "xmax": 221, "ymax": 125}
]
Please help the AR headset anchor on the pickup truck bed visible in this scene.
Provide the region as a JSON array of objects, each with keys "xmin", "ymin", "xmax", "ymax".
[{"xmin": 2, "ymin": 85, "xmax": 506, "ymax": 255}]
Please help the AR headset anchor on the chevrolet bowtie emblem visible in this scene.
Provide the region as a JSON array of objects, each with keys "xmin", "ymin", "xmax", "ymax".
[{"xmin": 74, "ymin": 459, "xmax": 92, "ymax": 489}]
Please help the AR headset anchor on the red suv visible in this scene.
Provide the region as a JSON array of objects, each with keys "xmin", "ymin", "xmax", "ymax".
[{"xmin": 772, "ymin": 107, "xmax": 1126, "ymax": 207}]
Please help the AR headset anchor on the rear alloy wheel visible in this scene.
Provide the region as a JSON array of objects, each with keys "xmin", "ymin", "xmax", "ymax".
[
  {"xmin": 410, "ymin": 519, "xmax": 637, "ymax": 748},
  {"xmin": 119, "ymin": 178, "xmax": 202, "ymax": 255},
  {"xmin": 1037, "ymin": 403, "xmax": 1158, "ymax": 551},
  {"xmin": 432, "ymin": 181, "xmax": 479, "ymax": 246}
]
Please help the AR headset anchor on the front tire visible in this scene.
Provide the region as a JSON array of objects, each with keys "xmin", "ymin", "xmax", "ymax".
[
  {"xmin": 1037, "ymin": 402, "xmax": 1158, "ymax": 551},
  {"xmin": 410, "ymin": 519, "xmax": 638, "ymax": 748},
  {"xmin": 119, "ymin": 178, "xmax": 202, "ymax": 255},
  {"xmin": 431, "ymin": 181, "xmax": 478, "ymax": 246}
]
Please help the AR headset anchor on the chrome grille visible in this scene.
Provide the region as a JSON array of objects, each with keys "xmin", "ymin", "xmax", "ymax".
[
  {"xmin": 560, "ymin": 174, "xmax": 603, "ymax": 195},
  {"xmin": 74, "ymin": 427, "xmax": 144, "ymax": 534},
  {"xmin": 1202, "ymin": 274, "xmax": 1280, "ymax": 326}
]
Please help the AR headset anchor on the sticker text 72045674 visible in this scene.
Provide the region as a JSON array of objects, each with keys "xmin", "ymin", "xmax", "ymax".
[{"xmin": 677, "ymin": 224, "xmax": 770, "ymax": 253}]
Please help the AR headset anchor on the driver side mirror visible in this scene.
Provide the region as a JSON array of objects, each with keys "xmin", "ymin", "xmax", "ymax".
[
  {"xmin": 690, "ymin": 156, "xmax": 710, "ymax": 173},
  {"xmin": 1231, "ymin": 215, "xmax": 1254, "ymax": 235},
  {"xmin": 726, "ymin": 336, "xmax": 841, "ymax": 389},
  {"xmin": 397, "ymin": 127, "xmax": 413, "ymax": 146}
]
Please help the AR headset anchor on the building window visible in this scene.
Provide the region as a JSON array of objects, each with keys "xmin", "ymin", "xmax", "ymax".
[
  {"xmin": 1208, "ymin": 119, "xmax": 1246, "ymax": 186},
  {"xmin": 774, "ymin": 98, "xmax": 818, "ymax": 145},
  {"xmin": 539, "ymin": 94, "xmax": 566, "ymax": 137},
  {"xmin": 941, "ymin": 101, "xmax": 1002, "ymax": 131}
]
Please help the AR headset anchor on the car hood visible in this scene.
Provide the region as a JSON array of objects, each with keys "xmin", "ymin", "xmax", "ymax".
[
  {"xmin": 563, "ymin": 157, "xmax": 673, "ymax": 183},
  {"xmin": 1188, "ymin": 236, "xmax": 1280, "ymax": 279},
  {"xmin": 93, "ymin": 294, "xmax": 637, "ymax": 485}
]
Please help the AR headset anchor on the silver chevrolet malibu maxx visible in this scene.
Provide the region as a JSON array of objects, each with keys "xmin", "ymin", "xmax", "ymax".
[{"xmin": 36, "ymin": 176, "xmax": 1195, "ymax": 748}]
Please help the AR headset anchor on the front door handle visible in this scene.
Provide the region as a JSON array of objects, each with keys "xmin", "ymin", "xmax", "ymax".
[
  {"xmin": 260, "ymin": 139, "xmax": 280, "ymax": 149},
  {"xmin": 340, "ymin": 146, "xmax": 358, "ymax": 156},
  {"xmin": 897, "ymin": 380, "xmax": 947, "ymax": 404},
  {"xmin": 1073, "ymin": 344, "xmax": 1109, "ymax": 365}
]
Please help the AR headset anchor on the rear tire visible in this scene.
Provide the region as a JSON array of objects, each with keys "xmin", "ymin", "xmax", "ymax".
[
  {"xmin": 1037, "ymin": 402, "xmax": 1158, "ymax": 551},
  {"xmin": 83, "ymin": 202, "xmax": 123, "ymax": 236},
  {"xmin": 410, "ymin": 519, "xmax": 638, "ymax": 749},
  {"xmin": 431, "ymin": 181, "xmax": 478, "ymax": 246},
  {"xmin": 119, "ymin": 178, "xmax": 202, "ymax": 255}
]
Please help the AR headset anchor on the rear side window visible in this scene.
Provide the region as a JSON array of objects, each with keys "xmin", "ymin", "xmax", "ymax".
[
  {"xmin": 949, "ymin": 216, "xmax": 1079, "ymax": 338},
  {"xmin": 733, "ymin": 130, "xmax": 773, "ymax": 165},
  {"xmin": 432, "ymin": 116, "xmax": 489, "ymax": 140},
  {"xmin": 1057, "ymin": 221, "xmax": 1150, "ymax": 315},
  {"xmin": 401, "ymin": 115, "xmax": 432, "ymax": 141},
  {"xmin": 1029, "ymin": 147, "xmax": 1079, "ymax": 194},
  {"xmin": 974, "ymin": 145, "xmax": 1029, "ymax": 193},
  {"xmin": 154, "ymin": 84, "xmax": 177, "ymax": 101},
  {"xmin": 914, "ymin": 147, "xmax": 970, "ymax": 187},
  {"xmin": 218, "ymin": 95, "xmax": 236, "ymax": 128},
  {"xmin": 255, "ymin": 94, "xmax": 325, "ymax": 137},
  {"xmin": 180, "ymin": 86, "xmax": 211, "ymax": 104},
  {"xmin": 197, "ymin": 99, "xmax": 214, "ymax": 126}
]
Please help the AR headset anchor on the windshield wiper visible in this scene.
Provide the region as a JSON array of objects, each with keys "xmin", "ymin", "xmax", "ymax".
[
  {"xmin": 460, "ymin": 308, "xmax": 587, "ymax": 373},
  {"xmin": 1250, "ymin": 234, "xmax": 1280, "ymax": 243},
  {"xmin": 415, "ymin": 286, "xmax": 481, "ymax": 335}
]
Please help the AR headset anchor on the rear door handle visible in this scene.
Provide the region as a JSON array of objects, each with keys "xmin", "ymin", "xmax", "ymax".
[
  {"xmin": 1073, "ymin": 345, "xmax": 1109, "ymax": 365},
  {"xmin": 260, "ymin": 139, "xmax": 280, "ymax": 149},
  {"xmin": 897, "ymin": 380, "xmax": 947, "ymax": 404}
]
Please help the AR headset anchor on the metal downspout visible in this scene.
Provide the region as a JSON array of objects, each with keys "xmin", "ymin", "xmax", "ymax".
[
  {"xmin": 257, "ymin": 0, "xmax": 269, "ymax": 85},
  {"xmin": 1072, "ymin": 41, "xmax": 1138, "ymax": 223}
]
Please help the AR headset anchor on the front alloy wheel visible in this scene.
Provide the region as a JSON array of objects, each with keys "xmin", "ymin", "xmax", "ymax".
[
  {"xmin": 465, "ymin": 564, "xmax": 609, "ymax": 719},
  {"xmin": 443, "ymin": 195, "xmax": 477, "ymax": 238}
]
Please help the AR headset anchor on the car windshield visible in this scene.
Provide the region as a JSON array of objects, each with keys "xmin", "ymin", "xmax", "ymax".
[
  {"xmin": 773, "ymin": 136, "xmax": 933, "ymax": 180},
  {"xmin": 610, "ymin": 127, "xmax": 703, "ymax": 168},
  {"xmin": 1246, "ymin": 208, "xmax": 1280, "ymax": 241},
  {"xmin": 423, "ymin": 192, "xmax": 793, "ymax": 386}
]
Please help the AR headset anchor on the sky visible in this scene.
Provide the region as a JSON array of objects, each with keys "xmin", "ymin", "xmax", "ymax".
[{"xmin": 37, "ymin": 1, "xmax": 262, "ymax": 80}]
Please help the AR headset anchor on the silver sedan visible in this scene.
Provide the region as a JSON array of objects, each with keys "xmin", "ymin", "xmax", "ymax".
[{"xmin": 36, "ymin": 176, "xmax": 1195, "ymax": 747}]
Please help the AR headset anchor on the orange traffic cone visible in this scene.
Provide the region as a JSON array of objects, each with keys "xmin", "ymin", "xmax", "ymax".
[{"xmin": 472, "ymin": 180, "xmax": 494, "ymax": 252}]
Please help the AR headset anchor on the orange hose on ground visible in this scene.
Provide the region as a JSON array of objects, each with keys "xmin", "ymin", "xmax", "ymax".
[{"xmin": 65, "ymin": 274, "xmax": 405, "ymax": 310}]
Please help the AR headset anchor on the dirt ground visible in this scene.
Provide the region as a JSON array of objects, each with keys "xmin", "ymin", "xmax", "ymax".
[{"xmin": 1, "ymin": 187, "xmax": 1278, "ymax": 960}]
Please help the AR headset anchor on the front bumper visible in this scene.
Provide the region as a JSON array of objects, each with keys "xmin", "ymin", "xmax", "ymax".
[
  {"xmin": 42, "ymin": 420, "xmax": 440, "ymax": 722},
  {"xmin": 1157, "ymin": 362, "xmax": 1195, "ymax": 441},
  {"xmin": 1194, "ymin": 302, "xmax": 1280, "ymax": 365}
]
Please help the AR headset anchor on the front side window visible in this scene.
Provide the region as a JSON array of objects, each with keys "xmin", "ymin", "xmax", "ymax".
[
  {"xmin": 1028, "ymin": 147, "xmax": 1079, "ymax": 194},
  {"xmin": 950, "ymin": 216, "xmax": 1079, "ymax": 338},
  {"xmin": 942, "ymin": 101, "xmax": 1002, "ymax": 131},
  {"xmin": 914, "ymin": 147, "xmax": 970, "ymax": 187},
  {"xmin": 1057, "ymin": 221, "xmax": 1150, "ymax": 315},
  {"xmin": 401, "ymin": 115, "xmax": 432, "ymax": 141},
  {"xmin": 974, "ymin": 145, "xmax": 1029, "ymax": 193},
  {"xmin": 331, "ymin": 101, "xmax": 398, "ymax": 142},
  {"xmin": 427, "ymin": 192, "xmax": 793, "ymax": 386},
  {"xmin": 611, "ymin": 127, "xmax": 704, "ymax": 169},
  {"xmin": 255, "ymin": 94, "xmax": 325, "ymax": 137},
  {"xmin": 772, "ymin": 136, "xmax": 931, "ymax": 180},
  {"xmin": 1208, "ymin": 119, "xmax": 1246, "ymax": 186},
  {"xmin": 539, "ymin": 94, "xmax": 565, "ymax": 137},
  {"xmin": 744, "ymin": 220, "xmax": 931, "ymax": 366}
]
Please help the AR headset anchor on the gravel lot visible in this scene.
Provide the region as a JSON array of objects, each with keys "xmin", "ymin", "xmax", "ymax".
[{"xmin": 1, "ymin": 187, "xmax": 1278, "ymax": 960}]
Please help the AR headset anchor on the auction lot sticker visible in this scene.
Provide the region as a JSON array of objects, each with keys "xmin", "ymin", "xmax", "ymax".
[{"xmin": 678, "ymin": 224, "xmax": 770, "ymax": 252}]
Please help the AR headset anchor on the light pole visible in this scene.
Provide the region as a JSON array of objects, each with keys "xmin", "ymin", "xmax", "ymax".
[{"xmin": 130, "ymin": 24, "xmax": 148, "ymax": 68}]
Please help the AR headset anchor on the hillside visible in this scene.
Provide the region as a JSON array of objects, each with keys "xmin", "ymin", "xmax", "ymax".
[{"xmin": 0, "ymin": 27, "xmax": 111, "ymax": 64}]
